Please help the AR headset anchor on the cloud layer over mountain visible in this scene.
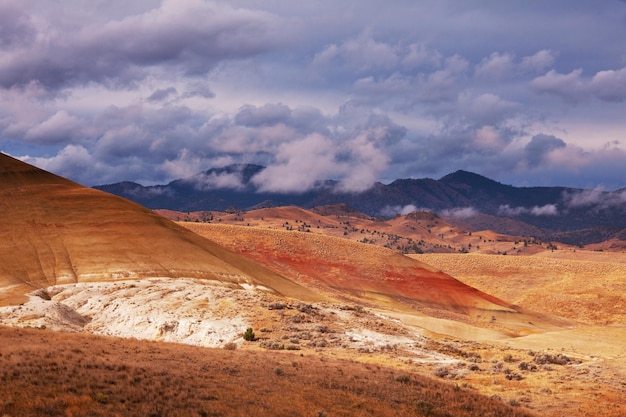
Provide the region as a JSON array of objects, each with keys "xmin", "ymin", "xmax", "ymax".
[{"xmin": 1, "ymin": 0, "xmax": 626, "ymax": 191}]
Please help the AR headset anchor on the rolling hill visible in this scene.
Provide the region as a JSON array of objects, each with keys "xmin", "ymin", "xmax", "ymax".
[
  {"xmin": 0, "ymin": 153, "xmax": 318, "ymax": 305},
  {"xmin": 182, "ymin": 221, "xmax": 571, "ymax": 337}
]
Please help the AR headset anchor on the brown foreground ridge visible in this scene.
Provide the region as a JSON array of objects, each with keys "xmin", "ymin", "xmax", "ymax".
[{"xmin": 0, "ymin": 325, "xmax": 535, "ymax": 417}]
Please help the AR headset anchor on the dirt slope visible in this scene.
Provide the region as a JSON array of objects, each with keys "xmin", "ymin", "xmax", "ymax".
[{"xmin": 0, "ymin": 153, "xmax": 319, "ymax": 304}]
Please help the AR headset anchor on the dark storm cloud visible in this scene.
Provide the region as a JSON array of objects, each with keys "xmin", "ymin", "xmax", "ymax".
[
  {"xmin": 0, "ymin": 0, "xmax": 285, "ymax": 90},
  {"xmin": 147, "ymin": 87, "xmax": 178, "ymax": 102},
  {"xmin": 0, "ymin": 2, "xmax": 36, "ymax": 48},
  {"xmin": 235, "ymin": 103, "xmax": 293, "ymax": 127},
  {"xmin": 524, "ymin": 134, "xmax": 567, "ymax": 168},
  {"xmin": 3, "ymin": 0, "xmax": 626, "ymax": 192}
]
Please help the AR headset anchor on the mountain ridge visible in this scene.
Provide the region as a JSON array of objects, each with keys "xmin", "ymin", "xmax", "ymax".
[{"xmin": 95, "ymin": 164, "xmax": 626, "ymax": 245}]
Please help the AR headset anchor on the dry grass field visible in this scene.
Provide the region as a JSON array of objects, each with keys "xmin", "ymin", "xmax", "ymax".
[
  {"xmin": 409, "ymin": 252, "xmax": 626, "ymax": 416},
  {"xmin": 0, "ymin": 325, "xmax": 536, "ymax": 417},
  {"xmin": 409, "ymin": 252, "xmax": 626, "ymax": 325}
]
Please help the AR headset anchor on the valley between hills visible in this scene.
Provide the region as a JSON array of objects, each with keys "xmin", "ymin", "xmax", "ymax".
[{"xmin": 1, "ymin": 153, "xmax": 625, "ymax": 416}]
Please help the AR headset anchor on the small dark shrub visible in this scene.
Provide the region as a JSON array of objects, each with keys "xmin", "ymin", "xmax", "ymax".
[
  {"xmin": 503, "ymin": 354, "xmax": 516, "ymax": 363},
  {"xmin": 434, "ymin": 366, "xmax": 449, "ymax": 378},
  {"xmin": 533, "ymin": 353, "xmax": 578, "ymax": 365},
  {"xmin": 395, "ymin": 374, "xmax": 411, "ymax": 384},
  {"xmin": 94, "ymin": 392, "xmax": 109, "ymax": 404},
  {"xmin": 505, "ymin": 372, "xmax": 523, "ymax": 381},
  {"xmin": 518, "ymin": 361, "xmax": 537, "ymax": 372},
  {"xmin": 243, "ymin": 328, "xmax": 255, "ymax": 341}
]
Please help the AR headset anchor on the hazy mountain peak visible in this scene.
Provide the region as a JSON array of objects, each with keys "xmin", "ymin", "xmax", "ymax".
[{"xmin": 439, "ymin": 170, "xmax": 507, "ymax": 189}]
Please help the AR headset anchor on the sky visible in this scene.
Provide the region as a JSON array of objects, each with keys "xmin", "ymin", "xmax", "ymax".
[{"xmin": 1, "ymin": 0, "xmax": 626, "ymax": 192}]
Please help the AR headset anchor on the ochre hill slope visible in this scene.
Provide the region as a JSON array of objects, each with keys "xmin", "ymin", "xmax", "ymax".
[
  {"xmin": 0, "ymin": 153, "xmax": 319, "ymax": 304},
  {"xmin": 411, "ymin": 252, "xmax": 626, "ymax": 325},
  {"xmin": 182, "ymin": 223, "xmax": 570, "ymax": 336}
]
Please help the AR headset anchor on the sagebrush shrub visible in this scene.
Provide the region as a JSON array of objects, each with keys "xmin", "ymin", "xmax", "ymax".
[{"xmin": 243, "ymin": 328, "xmax": 255, "ymax": 341}]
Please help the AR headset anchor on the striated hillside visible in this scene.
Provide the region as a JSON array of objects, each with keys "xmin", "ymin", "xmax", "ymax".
[{"xmin": 0, "ymin": 153, "xmax": 318, "ymax": 305}]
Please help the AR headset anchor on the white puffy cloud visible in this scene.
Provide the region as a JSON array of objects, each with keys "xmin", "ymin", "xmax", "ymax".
[
  {"xmin": 520, "ymin": 49, "xmax": 555, "ymax": 72},
  {"xmin": 251, "ymin": 133, "xmax": 339, "ymax": 193},
  {"xmin": 19, "ymin": 145, "xmax": 103, "ymax": 185},
  {"xmin": 563, "ymin": 187, "xmax": 626, "ymax": 211},
  {"xmin": 380, "ymin": 204, "xmax": 421, "ymax": 217},
  {"xmin": 589, "ymin": 67, "xmax": 626, "ymax": 102},
  {"xmin": 531, "ymin": 66, "xmax": 626, "ymax": 102},
  {"xmin": 440, "ymin": 207, "xmax": 479, "ymax": 219},
  {"xmin": 498, "ymin": 204, "xmax": 558, "ymax": 216},
  {"xmin": 188, "ymin": 172, "xmax": 246, "ymax": 191},
  {"xmin": 530, "ymin": 69, "xmax": 586, "ymax": 101},
  {"xmin": 475, "ymin": 52, "xmax": 515, "ymax": 80},
  {"xmin": 23, "ymin": 111, "xmax": 85, "ymax": 144}
]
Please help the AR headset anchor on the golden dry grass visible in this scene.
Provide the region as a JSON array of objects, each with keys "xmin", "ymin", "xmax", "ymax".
[
  {"xmin": 0, "ymin": 325, "xmax": 534, "ymax": 417},
  {"xmin": 409, "ymin": 253, "xmax": 626, "ymax": 324}
]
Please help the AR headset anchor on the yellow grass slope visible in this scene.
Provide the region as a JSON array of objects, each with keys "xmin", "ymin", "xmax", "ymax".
[
  {"xmin": 0, "ymin": 153, "xmax": 320, "ymax": 304},
  {"xmin": 411, "ymin": 252, "xmax": 626, "ymax": 325}
]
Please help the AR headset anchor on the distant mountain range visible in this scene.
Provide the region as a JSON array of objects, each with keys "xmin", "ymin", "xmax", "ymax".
[{"xmin": 95, "ymin": 165, "xmax": 626, "ymax": 245}]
